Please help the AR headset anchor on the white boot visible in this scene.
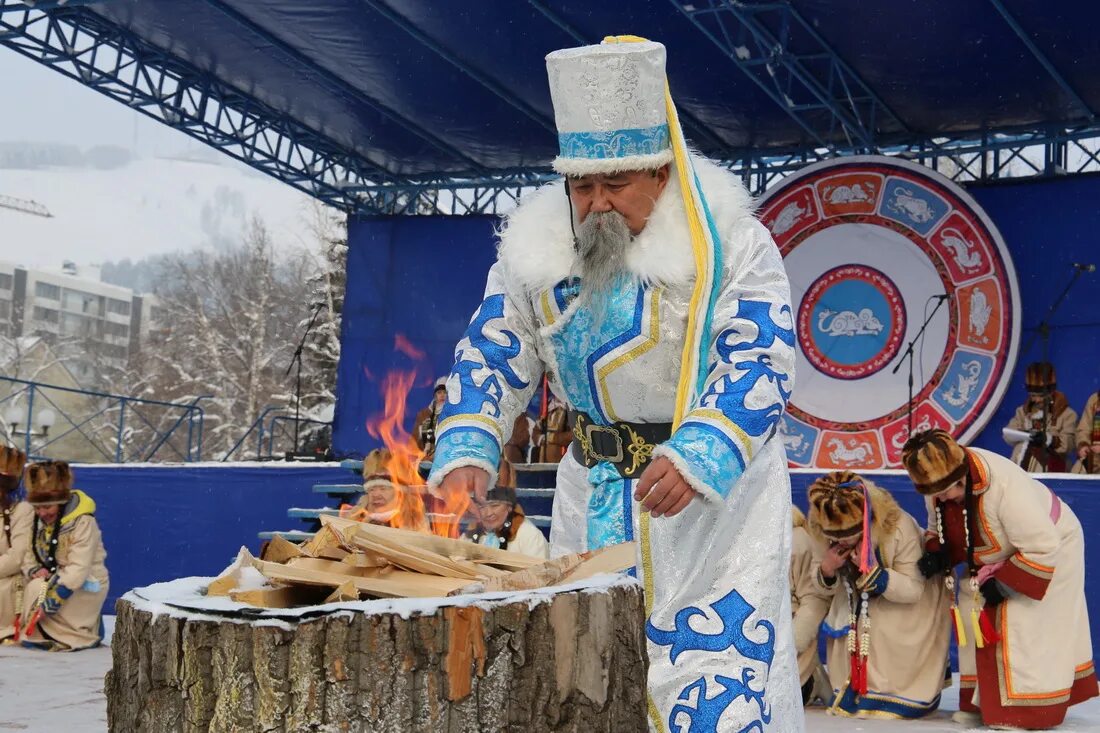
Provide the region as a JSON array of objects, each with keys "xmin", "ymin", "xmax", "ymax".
[{"xmin": 951, "ymin": 710, "xmax": 982, "ymax": 725}]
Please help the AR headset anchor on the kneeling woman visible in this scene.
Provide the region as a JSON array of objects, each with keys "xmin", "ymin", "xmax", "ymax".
[
  {"xmin": 807, "ymin": 471, "xmax": 950, "ymax": 719},
  {"xmin": 20, "ymin": 461, "xmax": 109, "ymax": 651},
  {"xmin": 903, "ymin": 429, "xmax": 1098, "ymax": 729}
]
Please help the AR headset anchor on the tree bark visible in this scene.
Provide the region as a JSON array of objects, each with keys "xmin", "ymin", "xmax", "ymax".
[{"xmin": 105, "ymin": 580, "xmax": 648, "ymax": 732}]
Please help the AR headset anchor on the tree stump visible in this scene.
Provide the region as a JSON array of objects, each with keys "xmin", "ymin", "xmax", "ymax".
[{"xmin": 105, "ymin": 576, "xmax": 648, "ymax": 732}]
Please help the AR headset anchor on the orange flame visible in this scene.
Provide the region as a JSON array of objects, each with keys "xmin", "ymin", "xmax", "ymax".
[{"xmin": 366, "ymin": 369, "xmax": 470, "ymax": 538}]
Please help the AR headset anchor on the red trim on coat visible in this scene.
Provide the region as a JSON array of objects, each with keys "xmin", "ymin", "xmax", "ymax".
[
  {"xmin": 1070, "ymin": 667, "xmax": 1099, "ymax": 707},
  {"xmin": 959, "ymin": 677, "xmax": 978, "ymax": 713},
  {"xmin": 995, "ymin": 552, "xmax": 1054, "ymax": 601}
]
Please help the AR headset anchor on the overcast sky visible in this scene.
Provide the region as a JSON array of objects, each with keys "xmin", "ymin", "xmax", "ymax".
[{"xmin": 0, "ymin": 47, "xmax": 196, "ymax": 155}]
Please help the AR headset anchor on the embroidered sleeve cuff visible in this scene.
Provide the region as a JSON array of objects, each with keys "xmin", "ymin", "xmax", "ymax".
[
  {"xmin": 427, "ymin": 425, "xmax": 502, "ymax": 490},
  {"xmin": 856, "ymin": 566, "xmax": 889, "ymax": 597},
  {"xmin": 656, "ymin": 420, "xmax": 747, "ymax": 503},
  {"xmin": 995, "ymin": 551, "xmax": 1054, "ymax": 601}
]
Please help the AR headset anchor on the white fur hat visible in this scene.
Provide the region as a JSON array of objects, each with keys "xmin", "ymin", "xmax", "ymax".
[{"xmin": 545, "ymin": 40, "xmax": 673, "ymax": 176}]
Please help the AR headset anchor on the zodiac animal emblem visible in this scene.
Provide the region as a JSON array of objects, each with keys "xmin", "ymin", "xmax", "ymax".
[
  {"xmin": 817, "ymin": 307, "xmax": 884, "ymax": 337},
  {"xmin": 941, "ymin": 360, "xmax": 983, "ymax": 407},
  {"xmin": 770, "ymin": 201, "xmax": 807, "ymax": 235},
  {"xmin": 827, "ymin": 438, "xmax": 875, "ymax": 466},
  {"xmin": 668, "ymin": 670, "xmax": 771, "ymax": 733},
  {"xmin": 939, "ymin": 227, "xmax": 983, "ymax": 271},
  {"xmin": 968, "ymin": 288, "xmax": 992, "ymax": 344},
  {"xmin": 887, "ymin": 187, "xmax": 936, "ymax": 224},
  {"xmin": 890, "ymin": 414, "xmax": 935, "ymax": 450},
  {"xmin": 823, "ymin": 182, "xmax": 875, "ymax": 205},
  {"xmin": 778, "ymin": 420, "xmax": 804, "ymax": 452}
]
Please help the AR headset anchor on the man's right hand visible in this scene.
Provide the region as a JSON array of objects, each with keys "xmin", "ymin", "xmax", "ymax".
[
  {"xmin": 439, "ymin": 466, "xmax": 491, "ymax": 503},
  {"xmin": 819, "ymin": 543, "xmax": 853, "ymax": 579}
]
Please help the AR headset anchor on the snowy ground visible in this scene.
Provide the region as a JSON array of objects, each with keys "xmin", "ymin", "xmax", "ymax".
[{"xmin": 1, "ymin": 614, "xmax": 1098, "ymax": 732}]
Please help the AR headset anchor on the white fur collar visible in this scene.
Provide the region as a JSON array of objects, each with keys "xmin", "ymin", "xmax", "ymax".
[{"xmin": 497, "ymin": 153, "xmax": 756, "ymax": 292}]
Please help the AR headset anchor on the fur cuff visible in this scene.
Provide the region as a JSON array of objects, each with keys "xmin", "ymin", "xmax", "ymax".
[
  {"xmin": 426, "ymin": 456, "xmax": 498, "ymax": 492},
  {"xmin": 652, "ymin": 444, "xmax": 724, "ymax": 505}
]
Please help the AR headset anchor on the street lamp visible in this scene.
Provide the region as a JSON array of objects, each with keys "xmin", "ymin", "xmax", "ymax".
[{"xmin": 5, "ymin": 405, "xmax": 56, "ymax": 438}]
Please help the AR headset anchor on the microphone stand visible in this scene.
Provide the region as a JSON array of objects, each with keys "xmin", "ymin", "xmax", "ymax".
[
  {"xmin": 1021, "ymin": 265, "xmax": 1091, "ymax": 363},
  {"xmin": 892, "ymin": 295, "xmax": 950, "ymax": 435},
  {"xmin": 284, "ymin": 301, "xmax": 326, "ymax": 458}
]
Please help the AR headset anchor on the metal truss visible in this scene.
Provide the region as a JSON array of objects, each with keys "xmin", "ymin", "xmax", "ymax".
[
  {"xmin": 6, "ymin": 1, "xmax": 1100, "ymax": 218},
  {"xmin": 671, "ymin": 0, "xmax": 908, "ymax": 152},
  {"xmin": 0, "ymin": 0, "xmax": 397, "ymax": 212}
]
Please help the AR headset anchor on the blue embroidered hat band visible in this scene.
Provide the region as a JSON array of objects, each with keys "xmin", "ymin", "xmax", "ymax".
[{"xmin": 546, "ymin": 39, "xmax": 674, "ymax": 175}]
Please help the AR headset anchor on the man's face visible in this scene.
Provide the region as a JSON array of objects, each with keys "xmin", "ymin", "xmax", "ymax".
[{"xmin": 567, "ymin": 167, "xmax": 671, "ymax": 235}]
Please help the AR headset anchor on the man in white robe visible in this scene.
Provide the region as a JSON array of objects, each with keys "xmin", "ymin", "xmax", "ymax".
[{"xmin": 429, "ymin": 38, "xmax": 801, "ymax": 732}]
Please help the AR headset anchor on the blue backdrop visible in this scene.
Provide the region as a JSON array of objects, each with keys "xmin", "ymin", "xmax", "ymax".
[
  {"xmin": 334, "ymin": 174, "xmax": 1100, "ymax": 460},
  {"xmin": 71, "ymin": 463, "xmax": 346, "ymax": 611}
]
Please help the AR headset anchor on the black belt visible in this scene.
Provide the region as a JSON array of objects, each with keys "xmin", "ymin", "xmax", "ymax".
[{"xmin": 569, "ymin": 411, "xmax": 672, "ymax": 478}]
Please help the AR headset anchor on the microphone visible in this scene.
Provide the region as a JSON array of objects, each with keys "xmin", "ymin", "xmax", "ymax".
[
  {"xmin": 934, "ymin": 293, "xmax": 951, "ymax": 301},
  {"xmin": 1073, "ymin": 263, "xmax": 1096, "ymax": 273}
]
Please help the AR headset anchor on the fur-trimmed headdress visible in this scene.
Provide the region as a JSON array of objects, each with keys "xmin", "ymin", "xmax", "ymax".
[
  {"xmin": 485, "ymin": 460, "xmax": 517, "ymax": 505},
  {"xmin": 362, "ymin": 448, "xmax": 394, "ymax": 492},
  {"xmin": 901, "ymin": 429, "xmax": 968, "ymax": 496},
  {"xmin": 0, "ymin": 445, "xmax": 27, "ymax": 495},
  {"xmin": 1025, "ymin": 361, "xmax": 1057, "ymax": 392},
  {"xmin": 24, "ymin": 460, "xmax": 73, "ymax": 506},
  {"xmin": 806, "ymin": 472, "xmax": 904, "ymax": 567}
]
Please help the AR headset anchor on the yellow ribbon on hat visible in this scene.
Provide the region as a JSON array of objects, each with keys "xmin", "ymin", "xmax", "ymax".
[{"xmin": 603, "ymin": 35, "xmax": 724, "ymax": 733}]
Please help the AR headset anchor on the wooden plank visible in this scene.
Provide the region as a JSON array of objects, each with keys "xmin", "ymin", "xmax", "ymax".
[
  {"xmin": 324, "ymin": 581, "xmax": 359, "ymax": 603},
  {"xmin": 252, "ymin": 557, "xmax": 469, "ymax": 598},
  {"xmin": 558, "ymin": 542, "xmax": 637, "ymax": 585},
  {"xmin": 262, "ymin": 535, "xmax": 305, "ymax": 564},
  {"xmin": 320, "ymin": 514, "xmax": 541, "ymax": 570},
  {"xmin": 341, "ymin": 550, "xmax": 388, "ymax": 568},
  {"xmin": 299, "ymin": 524, "xmax": 350, "ymax": 559},
  {"xmin": 206, "ymin": 547, "xmax": 250, "ymax": 596},
  {"xmin": 229, "ymin": 585, "xmax": 326, "ymax": 608},
  {"xmin": 350, "ymin": 535, "xmax": 483, "ymax": 580},
  {"xmin": 453, "ymin": 554, "xmax": 586, "ymax": 595}
]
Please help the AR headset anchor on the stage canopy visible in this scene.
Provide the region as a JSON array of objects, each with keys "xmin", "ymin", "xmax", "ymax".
[{"xmin": 4, "ymin": 0, "xmax": 1100, "ymax": 213}]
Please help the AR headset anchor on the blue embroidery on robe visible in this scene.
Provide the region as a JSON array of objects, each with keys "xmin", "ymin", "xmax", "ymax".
[
  {"xmin": 650, "ymin": 589, "xmax": 775, "ymax": 733},
  {"xmin": 663, "ymin": 422, "xmax": 745, "ymax": 499},
  {"xmin": 585, "ymin": 462, "xmax": 629, "ymax": 550},
  {"xmin": 646, "ymin": 587, "xmax": 775, "ymax": 667},
  {"xmin": 547, "ymin": 278, "xmax": 644, "ymax": 422},
  {"xmin": 668, "ymin": 670, "xmax": 771, "ymax": 733},
  {"xmin": 430, "ymin": 426, "xmax": 501, "ymax": 479},
  {"xmin": 465, "ymin": 294, "xmax": 529, "ymax": 391},
  {"xmin": 553, "ymin": 277, "xmax": 580, "ymax": 314},
  {"xmin": 699, "ymin": 354, "xmax": 792, "ymax": 438},
  {"xmin": 718, "ymin": 301, "xmax": 795, "ymax": 358}
]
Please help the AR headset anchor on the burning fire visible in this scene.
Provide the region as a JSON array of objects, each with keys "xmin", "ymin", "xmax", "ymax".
[{"xmin": 362, "ymin": 369, "xmax": 471, "ymax": 539}]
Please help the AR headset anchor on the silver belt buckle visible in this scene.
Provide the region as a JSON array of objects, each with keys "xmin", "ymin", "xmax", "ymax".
[{"xmin": 585, "ymin": 424, "xmax": 624, "ymax": 463}]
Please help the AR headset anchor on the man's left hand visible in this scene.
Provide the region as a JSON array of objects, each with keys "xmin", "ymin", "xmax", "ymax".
[{"xmin": 634, "ymin": 457, "xmax": 697, "ymax": 518}]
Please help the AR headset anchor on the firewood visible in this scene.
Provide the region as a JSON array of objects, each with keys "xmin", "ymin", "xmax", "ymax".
[
  {"xmin": 252, "ymin": 556, "xmax": 470, "ymax": 598},
  {"xmin": 299, "ymin": 524, "xmax": 350, "ymax": 559},
  {"xmin": 229, "ymin": 584, "xmax": 327, "ymax": 608},
  {"xmin": 261, "ymin": 535, "xmax": 305, "ymax": 564},
  {"xmin": 323, "ymin": 581, "xmax": 359, "ymax": 603},
  {"xmin": 320, "ymin": 514, "xmax": 540, "ymax": 570},
  {"xmin": 206, "ymin": 548, "xmax": 249, "ymax": 596},
  {"xmin": 559, "ymin": 542, "xmax": 637, "ymax": 584},
  {"xmin": 450, "ymin": 542, "xmax": 636, "ymax": 596}
]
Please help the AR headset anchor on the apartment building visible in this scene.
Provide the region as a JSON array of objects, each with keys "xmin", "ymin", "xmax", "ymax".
[{"xmin": 0, "ymin": 260, "xmax": 158, "ymax": 384}]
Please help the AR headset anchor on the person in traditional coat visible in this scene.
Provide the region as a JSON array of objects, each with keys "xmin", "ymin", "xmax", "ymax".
[
  {"xmin": 532, "ymin": 397, "xmax": 572, "ymax": 464},
  {"xmin": 464, "ymin": 461, "xmax": 549, "ymax": 559},
  {"xmin": 1072, "ymin": 389, "xmax": 1100, "ymax": 474},
  {"xmin": 0, "ymin": 445, "xmax": 31, "ymax": 643},
  {"xmin": 20, "ymin": 461, "xmax": 109, "ymax": 651},
  {"xmin": 1004, "ymin": 362, "xmax": 1077, "ymax": 472},
  {"xmin": 789, "ymin": 506, "xmax": 829, "ymax": 706},
  {"xmin": 903, "ymin": 429, "xmax": 1098, "ymax": 729},
  {"xmin": 805, "ymin": 471, "xmax": 950, "ymax": 719},
  {"xmin": 413, "ymin": 377, "xmax": 449, "ymax": 459},
  {"xmin": 346, "ymin": 447, "xmax": 430, "ymax": 533},
  {"xmin": 429, "ymin": 37, "xmax": 800, "ymax": 730},
  {"xmin": 502, "ymin": 413, "xmax": 532, "ymax": 465}
]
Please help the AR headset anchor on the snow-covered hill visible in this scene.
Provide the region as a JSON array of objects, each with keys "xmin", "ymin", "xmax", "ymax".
[{"xmin": 0, "ymin": 150, "xmax": 322, "ymax": 271}]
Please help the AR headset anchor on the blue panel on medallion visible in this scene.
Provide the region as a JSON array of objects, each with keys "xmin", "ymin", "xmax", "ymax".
[
  {"xmin": 878, "ymin": 178, "xmax": 949, "ymax": 236},
  {"xmin": 932, "ymin": 351, "xmax": 995, "ymax": 422},
  {"xmin": 811, "ymin": 280, "xmax": 895, "ymax": 367},
  {"xmin": 778, "ymin": 416, "xmax": 817, "ymax": 465}
]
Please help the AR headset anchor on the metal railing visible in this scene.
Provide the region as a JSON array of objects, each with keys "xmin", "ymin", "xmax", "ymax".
[
  {"xmin": 220, "ymin": 407, "xmax": 332, "ymax": 461},
  {"xmin": 0, "ymin": 375, "xmax": 208, "ymax": 463}
]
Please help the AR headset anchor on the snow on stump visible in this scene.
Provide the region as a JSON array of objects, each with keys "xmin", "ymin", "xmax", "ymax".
[{"xmin": 105, "ymin": 574, "xmax": 647, "ymax": 732}]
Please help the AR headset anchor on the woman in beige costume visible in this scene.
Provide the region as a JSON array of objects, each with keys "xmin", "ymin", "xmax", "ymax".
[{"xmin": 20, "ymin": 461, "xmax": 109, "ymax": 651}]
